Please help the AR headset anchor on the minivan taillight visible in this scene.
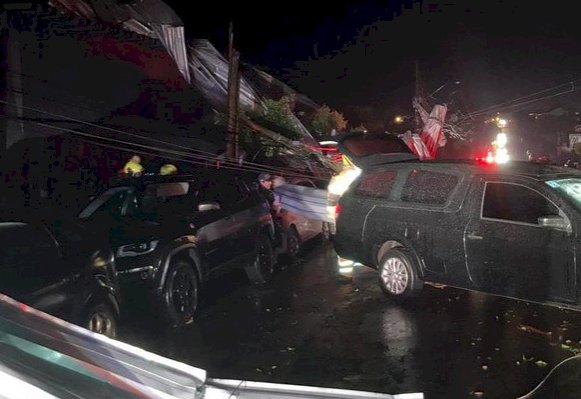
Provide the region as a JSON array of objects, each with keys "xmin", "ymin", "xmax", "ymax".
[{"xmin": 334, "ymin": 203, "xmax": 342, "ymax": 221}]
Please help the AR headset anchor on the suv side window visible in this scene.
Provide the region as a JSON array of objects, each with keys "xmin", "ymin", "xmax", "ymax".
[
  {"xmin": 401, "ymin": 170, "xmax": 459, "ymax": 205},
  {"xmin": 355, "ymin": 170, "xmax": 397, "ymax": 198},
  {"xmin": 482, "ymin": 182, "xmax": 559, "ymax": 225}
]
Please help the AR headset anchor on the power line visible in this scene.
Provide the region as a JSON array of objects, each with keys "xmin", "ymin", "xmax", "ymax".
[
  {"xmin": 3, "ymin": 65, "xmax": 336, "ymax": 172},
  {"xmin": 0, "ymin": 99, "xmax": 327, "ymax": 178},
  {"xmin": 462, "ymin": 78, "xmax": 581, "ymax": 120},
  {"xmin": 30, "ymin": 120, "xmax": 327, "ymax": 181},
  {"xmin": 3, "ymin": 67, "xmax": 322, "ymax": 160},
  {"xmin": 74, "ymin": 132, "xmax": 330, "ymax": 182}
]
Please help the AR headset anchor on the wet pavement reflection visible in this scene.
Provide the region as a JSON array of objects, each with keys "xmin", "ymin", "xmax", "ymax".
[{"xmin": 120, "ymin": 242, "xmax": 581, "ymax": 398}]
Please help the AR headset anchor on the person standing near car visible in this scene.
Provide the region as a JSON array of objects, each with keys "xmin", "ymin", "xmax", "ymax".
[
  {"xmin": 258, "ymin": 173, "xmax": 283, "ymax": 245},
  {"xmin": 258, "ymin": 173, "xmax": 275, "ymax": 207}
]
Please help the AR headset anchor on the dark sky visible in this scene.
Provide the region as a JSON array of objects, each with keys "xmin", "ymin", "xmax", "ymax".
[{"xmin": 165, "ymin": 0, "xmax": 581, "ymax": 129}]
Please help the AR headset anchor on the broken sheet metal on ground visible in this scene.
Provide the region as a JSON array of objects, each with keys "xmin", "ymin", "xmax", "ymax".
[
  {"xmin": 0, "ymin": 293, "xmax": 423, "ymax": 399},
  {"xmin": 274, "ymin": 184, "xmax": 334, "ymax": 223}
]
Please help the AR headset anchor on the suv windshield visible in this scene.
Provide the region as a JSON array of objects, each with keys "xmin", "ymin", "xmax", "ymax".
[
  {"xmin": 545, "ymin": 178, "xmax": 581, "ymax": 210},
  {"xmin": 78, "ymin": 187, "xmax": 132, "ymax": 219},
  {"xmin": 79, "ymin": 182, "xmax": 197, "ymax": 221}
]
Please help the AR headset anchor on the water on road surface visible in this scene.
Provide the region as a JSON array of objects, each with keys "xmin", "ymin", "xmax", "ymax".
[{"xmin": 120, "ymin": 242, "xmax": 581, "ymax": 398}]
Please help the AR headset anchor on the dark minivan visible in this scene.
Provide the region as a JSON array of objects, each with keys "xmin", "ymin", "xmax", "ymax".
[{"xmin": 334, "ymin": 132, "xmax": 581, "ymax": 307}]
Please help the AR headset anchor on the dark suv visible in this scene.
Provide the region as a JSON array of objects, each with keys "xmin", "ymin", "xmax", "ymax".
[
  {"xmin": 0, "ymin": 217, "xmax": 120, "ymax": 337},
  {"xmin": 334, "ymin": 133, "xmax": 581, "ymax": 308},
  {"xmin": 78, "ymin": 170, "xmax": 275, "ymax": 326}
]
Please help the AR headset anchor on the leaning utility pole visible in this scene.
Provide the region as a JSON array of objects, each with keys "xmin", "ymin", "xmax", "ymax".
[
  {"xmin": 414, "ymin": 59, "xmax": 421, "ymax": 131},
  {"xmin": 226, "ymin": 21, "xmax": 240, "ymax": 159}
]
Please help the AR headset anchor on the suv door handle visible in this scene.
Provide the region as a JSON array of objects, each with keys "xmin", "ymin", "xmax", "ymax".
[{"xmin": 467, "ymin": 233, "xmax": 483, "ymax": 240}]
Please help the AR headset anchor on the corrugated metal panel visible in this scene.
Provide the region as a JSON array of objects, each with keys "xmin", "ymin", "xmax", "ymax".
[
  {"xmin": 188, "ymin": 39, "xmax": 261, "ymax": 110},
  {"xmin": 154, "ymin": 24, "xmax": 190, "ymax": 84}
]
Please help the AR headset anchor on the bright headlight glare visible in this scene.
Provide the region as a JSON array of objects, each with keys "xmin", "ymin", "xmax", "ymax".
[
  {"xmin": 338, "ymin": 257, "xmax": 355, "ymax": 267},
  {"xmin": 328, "ymin": 167, "xmax": 361, "ymax": 196}
]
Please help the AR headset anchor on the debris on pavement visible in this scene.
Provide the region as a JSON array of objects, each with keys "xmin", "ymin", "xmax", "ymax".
[{"xmin": 517, "ymin": 323, "xmax": 552, "ymax": 337}]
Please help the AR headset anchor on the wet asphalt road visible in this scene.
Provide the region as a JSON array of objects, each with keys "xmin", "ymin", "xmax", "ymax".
[{"xmin": 119, "ymin": 241, "xmax": 581, "ymax": 399}]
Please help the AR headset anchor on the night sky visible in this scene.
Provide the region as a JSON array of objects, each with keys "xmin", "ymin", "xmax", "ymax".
[{"xmin": 136, "ymin": 1, "xmax": 581, "ymax": 129}]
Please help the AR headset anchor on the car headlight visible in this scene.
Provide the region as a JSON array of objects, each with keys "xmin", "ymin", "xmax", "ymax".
[
  {"xmin": 328, "ymin": 166, "xmax": 361, "ymax": 196},
  {"xmin": 116, "ymin": 240, "xmax": 159, "ymax": 258}
]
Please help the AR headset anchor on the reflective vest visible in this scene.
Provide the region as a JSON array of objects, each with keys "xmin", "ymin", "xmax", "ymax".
[
  {"xmin": 342, "ymin": 154, "xmax": 354, "ymax": 168},
  {"xmin": 123, "ymin": 161, "xmax": 144, "ymax": 176}
]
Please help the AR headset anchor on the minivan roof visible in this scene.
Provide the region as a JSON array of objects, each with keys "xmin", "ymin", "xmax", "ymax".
[{"xmin": 337, "ymin": 132, "xmax": 418, "ymax": 168}]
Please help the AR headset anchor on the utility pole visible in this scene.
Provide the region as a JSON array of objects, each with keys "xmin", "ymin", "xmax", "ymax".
[
  {"xmin": 414, "ymin": 59, "xmax": 421, "ymax": 131},
  {"xmin": 226, "ymin": 21, "xmax": 240, "ymax": 159}
]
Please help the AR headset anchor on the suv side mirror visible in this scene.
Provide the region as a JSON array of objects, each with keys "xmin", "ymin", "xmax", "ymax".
[
  {"xmin": 198, "ymin": 201, "xmax": 220, "ymax": 212},
  {"xmin": 538, "ymin": 215, "xmax": 569, "ymax": 231}
]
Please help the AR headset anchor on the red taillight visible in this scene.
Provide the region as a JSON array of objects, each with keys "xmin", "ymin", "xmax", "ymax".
[{"xmin": 335, "ymin": 203, "xmax": 342, "ymax": 220}]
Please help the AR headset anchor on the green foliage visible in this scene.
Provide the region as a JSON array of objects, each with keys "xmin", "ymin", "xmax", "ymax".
[
  {"xmin": 309, "ymin": 105, "xmax": 348, "ymax": 137},
  {"xmin": 260, "ymin": 97, "xmax": 302, "ymax": 140}
]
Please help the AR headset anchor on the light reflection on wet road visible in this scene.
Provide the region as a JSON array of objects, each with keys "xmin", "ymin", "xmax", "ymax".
[{"xmin": 120, "ymin": 242, "xmax": 581, "ymax": 398}]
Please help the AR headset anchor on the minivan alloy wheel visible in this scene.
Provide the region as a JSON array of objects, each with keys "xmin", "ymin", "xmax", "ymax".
[{"xmin": 381, "ymin": 257, "xmax": 409, "ymax": 295}]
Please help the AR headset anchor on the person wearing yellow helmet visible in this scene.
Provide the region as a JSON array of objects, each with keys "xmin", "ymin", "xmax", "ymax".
[
  {"xmin": 159, "ymin": 164, "xmax": 178, "ymax": 176},
  {"xmin": 123, "ymin": 155, "xmax": 144, "ymax": 177}
]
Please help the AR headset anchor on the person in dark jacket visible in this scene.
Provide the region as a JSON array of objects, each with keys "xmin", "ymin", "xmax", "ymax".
[
  {"xmin": 258, "ymin": 173, "xmax": 283, "ymax": 245},
  {"xmin": 258, "ymin": 173, "xmax": 275, "ymax": 206}
]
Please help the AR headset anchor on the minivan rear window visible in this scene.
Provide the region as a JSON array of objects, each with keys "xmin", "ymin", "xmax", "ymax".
[
  {"xmin": 401, "ymin": 170, "xmax": 459, "ymax": 205},
  {"xmin": 355, "ymin": 171, "xmax": 398, "ymax": 198}
]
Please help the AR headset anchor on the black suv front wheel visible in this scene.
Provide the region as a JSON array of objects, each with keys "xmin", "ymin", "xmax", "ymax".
[
  {"xmin": 84, "ymin": 303, "xmax": 117, "ymax": 338},
  {"xmin": 378, "ymin": 248, "xmax": 423, "ymax": 301},
  {"xmin": 162, "ymin": 260, "xmax": 199, "ymax": 327}
]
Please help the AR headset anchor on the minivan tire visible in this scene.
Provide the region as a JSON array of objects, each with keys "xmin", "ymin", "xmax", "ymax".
[
  {"xmin": 84, "ymin": 302, "xmax": 117, "ymax": 338},
  {"xmin": 378, "ymin": 248, "xmax": 423, "ymax": 301},
  {"xmin": 246, "ymin": 233, "xmax": 274, "ymax": 284},
  {"xmin": 162, "ymin": 260, "xmax": 199, "ymax": 327}
]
